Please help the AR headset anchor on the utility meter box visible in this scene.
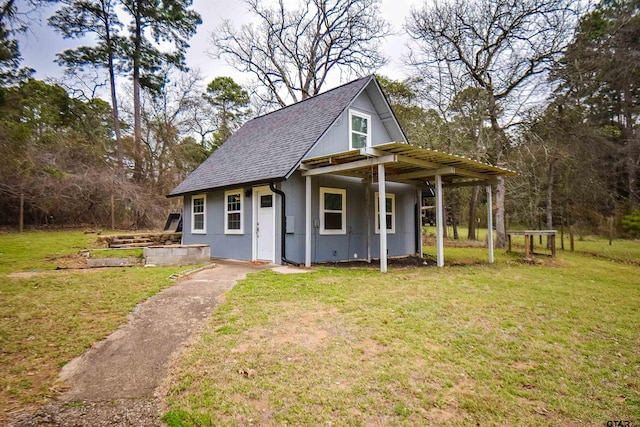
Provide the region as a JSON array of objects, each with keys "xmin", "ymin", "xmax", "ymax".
[{"xmin": 286, "ymin": 216, "xmax": 295, "ymax": 234}]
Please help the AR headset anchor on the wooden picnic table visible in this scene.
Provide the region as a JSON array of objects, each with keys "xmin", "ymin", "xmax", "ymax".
[{"xmin": 507, "ymin": 230, "xmax": 557, "ymax": 258}]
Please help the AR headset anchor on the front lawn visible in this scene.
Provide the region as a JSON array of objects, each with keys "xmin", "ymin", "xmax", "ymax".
[
  {"xmin": 163, "ymin": 247, "xmax": 640, "ymax": 425},
  {"xmin": 0, "ymin": 231, "xmax": 193, "ymax": 417}
]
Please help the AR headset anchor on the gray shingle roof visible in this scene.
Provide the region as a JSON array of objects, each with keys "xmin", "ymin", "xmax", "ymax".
[{"xmin": 169, "ymin": 75, "xmax": 374, "ymax": 196}]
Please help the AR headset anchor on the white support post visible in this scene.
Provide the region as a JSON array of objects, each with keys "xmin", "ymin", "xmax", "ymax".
[
  {"xmin": 417, "ymin": 188, "xmax": 423, "ymax": 258},
  {"xmin": 365, "ymin": 182, "xmax": 371, "ymax": 263},
  {"xmin": 305, "ymin": 176, "xmax": 312, "ymax": 267},
  {"xmin": 486, "ymin": 185, "xmax": 494, "ymax": 264},
  {"xmin": 378, "ymin": 164, "xmax": 388, "ymax": 273},
  {"xmin": 435, "ymin": 174, "xmax": 444, "ymax": 267}
]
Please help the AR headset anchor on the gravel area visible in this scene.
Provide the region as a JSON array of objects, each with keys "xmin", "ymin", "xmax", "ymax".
[{"xmin": 10, "ymin": 399, "xmax": 161, "ymax": 427}]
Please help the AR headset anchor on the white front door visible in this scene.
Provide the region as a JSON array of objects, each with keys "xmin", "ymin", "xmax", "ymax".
[{"xmin": 255, "ymin": 188, "xmax": 275, "ymax": 262}]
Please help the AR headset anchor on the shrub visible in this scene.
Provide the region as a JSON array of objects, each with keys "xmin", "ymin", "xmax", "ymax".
[{"xmin": 621, "ymin": 210, "xmax": 640, "ymax": 237}]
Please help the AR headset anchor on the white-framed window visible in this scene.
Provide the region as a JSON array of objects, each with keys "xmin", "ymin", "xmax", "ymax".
[
  {"xmin": 320, "ymin": 187, "xmax": 346, "ymax": 235},
  {"xmin": 224, "ymin": 189, "xmax": 244, "ymax": 234},
  {"xmin": 191, "ymin": 194, "xmax": 206, "ymax": 234},
  {"xmin": 349, "ymin": 110, "xmax": 371, "ymax": 149},
  {"xmin": 375, "ymin": 192, "xmax": 395, "ymax": 234}
]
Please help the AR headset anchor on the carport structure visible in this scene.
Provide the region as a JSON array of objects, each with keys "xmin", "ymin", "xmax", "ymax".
[{"xmin": 299, "ymin": 142, "xmax": 517, "ymax": 272}]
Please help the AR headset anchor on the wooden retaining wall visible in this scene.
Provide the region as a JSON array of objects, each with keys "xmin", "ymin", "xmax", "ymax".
[{"xmin": 96, "ymin": 232, "xmax": 182, "ymax": 248}]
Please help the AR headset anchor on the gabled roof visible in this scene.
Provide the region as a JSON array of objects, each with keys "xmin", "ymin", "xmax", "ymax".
[{"xmin": 169, "ymin": 75, "xmax": 379, "ymax": 197}]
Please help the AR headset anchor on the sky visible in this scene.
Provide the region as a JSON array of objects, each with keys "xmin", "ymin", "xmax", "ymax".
[{"xmin": 18, "ymin": 0, "xmax": 422, "ymax": 91}]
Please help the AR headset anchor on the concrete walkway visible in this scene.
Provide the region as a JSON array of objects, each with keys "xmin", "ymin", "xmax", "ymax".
[{"xmin": 10, "ymin": 259, "xmax": 272, "ymax": 426}]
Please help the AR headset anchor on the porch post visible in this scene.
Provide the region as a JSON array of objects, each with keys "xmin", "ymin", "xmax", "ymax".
[
  {"xmin": 365, "ymin": 182, "xmax": 372, "ymax": 263},
  {"xmin": 486, "ymin": 185, "xmax": 494, "ymax": 264},
  {"xmin": 435, "ymin": 174, "xmax": 444, "ymax": 267},
  {"xmin": 378, "ymin": 164, "xmax": 388, "ymax": 273},
  {"xmin": 305, "ymin": 175, "xmax": 312, "ymax": 267},
  {"xmin": 417, "ymin": 187, "xmax": 423, "ymax": 258}
]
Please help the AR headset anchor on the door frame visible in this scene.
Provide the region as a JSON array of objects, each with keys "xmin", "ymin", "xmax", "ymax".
[{"xmin": 252, "ymin": 185, "xmax": 276, "ymax": 262}]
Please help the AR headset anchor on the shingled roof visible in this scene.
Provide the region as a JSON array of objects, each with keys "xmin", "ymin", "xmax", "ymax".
[{"xmin": 169, "ymin": 75, "xmax": 375, "ymax": 197}]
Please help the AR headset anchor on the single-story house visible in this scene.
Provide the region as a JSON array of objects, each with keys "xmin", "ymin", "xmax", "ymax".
[{"xmin": 169, "ymin": 75, "xmax": 515, "ymax": 272}]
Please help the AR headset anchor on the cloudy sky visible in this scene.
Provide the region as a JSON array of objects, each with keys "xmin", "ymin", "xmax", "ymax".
[{"xmin": 18, "ymin": 0, "xmax": 422, "ymax": 89}]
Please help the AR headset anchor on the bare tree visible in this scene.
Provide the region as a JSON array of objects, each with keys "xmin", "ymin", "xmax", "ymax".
[
  {"xmin": 211, "ymin": 0, "xmax": 390, "ymax": 107},
  {"xmin": 407, "ymin": 0, "xmax": 582, "ymax": 247}
]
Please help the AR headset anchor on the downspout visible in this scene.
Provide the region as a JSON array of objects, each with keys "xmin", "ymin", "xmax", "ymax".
[{"xmin": 269, "ymin": 181, "xmax": 299, "ymax": 266}]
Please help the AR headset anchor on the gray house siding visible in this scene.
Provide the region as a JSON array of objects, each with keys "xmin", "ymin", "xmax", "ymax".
[
  {"xmin": 368, "ymin": 182, "xmax": 418, "ymax": 257},
  {"xmin": 304, "ymin": 91, "xmax": 393, "ymax": 159},
  {"xmin": 182, "ymin": 190, "xmax": 253, "ymax": 261},
  {"xmin": 280, "ymin": 172, "xmax": 418, "ymax": 264}
]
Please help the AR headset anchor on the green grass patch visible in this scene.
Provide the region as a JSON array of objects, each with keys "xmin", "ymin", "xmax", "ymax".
[
  {"xmin": 0, "ymin": 231, "xmax": 193, "ymax": 414},
  {"xmin": 424, "ymin": 225, "xmax": 640, "ymax": 264},
  {"xmin": 0, "ymin": 231, "xmax": 94, "ymax": 274},
  {"xmin": 163, "ymin": 246, "xmax": 640, "ymax": 425}
]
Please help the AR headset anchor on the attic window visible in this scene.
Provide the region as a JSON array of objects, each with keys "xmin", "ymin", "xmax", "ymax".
[{"xmin": 349, "ymin": 110, "xmax": 371, "ymax": 149}]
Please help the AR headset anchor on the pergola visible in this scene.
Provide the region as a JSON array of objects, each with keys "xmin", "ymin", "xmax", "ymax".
[{"xmin": 299, "ymin": 142, "xmax": 516, "ymax": 272}]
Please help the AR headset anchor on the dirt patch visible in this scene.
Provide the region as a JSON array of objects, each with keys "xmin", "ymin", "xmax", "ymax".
[
  {"xmin": 512, "ymin": 361, "xmax": 537, "ymax": 370},
  {"xmin": 355, "ymin": 338, "xmax": 388, "ymax": 361},
  {"xmin": 7, "ymin": 268, "xmax": 112, "ymax": 279},
  {"xmin": 318, "ymin": 255, "xmax": 438, "ymax": 269},
  {"xmin": 7, "ymin": 254, "xmax": 90, "ymax": 279},
  {"xmin": 423, "ymin": 236, "xmax": 487, "ymax": 247},
  {"xmin": 233, "ymin": 307, "xmax": 342, "ymax": 354},
  {"xmin": 318, "ymin": 255, "xmax": 490, "ymax": 269},
  {"xmin": 45, "ymin": 253, "xmax": 88, "ymax": 269},
  {"xmin": 424, "ymin": 377, "xmax": 474, "ymax": 423},
  {"xmin": 428, "ymin": 407, "xmax": 458, "ymax": 423}
]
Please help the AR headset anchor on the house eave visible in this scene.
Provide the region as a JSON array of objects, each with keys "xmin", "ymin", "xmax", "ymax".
[{"xmin": 167, "ymin": 177, "xmax": 286, "ymax": 198}]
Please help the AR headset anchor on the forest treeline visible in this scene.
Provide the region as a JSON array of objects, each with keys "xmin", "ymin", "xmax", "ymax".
[{"xmin": 0, "ymin": 0, "xmax": 638, "ymax": 240}]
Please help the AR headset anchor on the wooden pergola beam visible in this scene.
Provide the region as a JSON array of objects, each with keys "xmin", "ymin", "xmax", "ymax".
[
  {"xmin": 387, "ymin": 167, "xmax": 456, "ymax": 181},
  {"xmin": 442, "ymin": 179, "xmax": 498, "ymax": 188},
  {"xmin": 301, "ymin": 155, "xmax": 397, "ymax": 176}
]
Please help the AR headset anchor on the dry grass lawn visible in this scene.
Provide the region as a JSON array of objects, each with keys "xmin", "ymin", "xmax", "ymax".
[{"xmin": 162, "ymin": 244, "xmax": 640, "ymax": 426}]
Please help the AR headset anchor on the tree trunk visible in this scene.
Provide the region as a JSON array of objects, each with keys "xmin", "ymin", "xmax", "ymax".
[
  {"xmin": 452, "ymin": 211, "xmax": 458, "ymax": 240},
  {"xmin": 468, "ymin": 186, "xmax": 479, "ymax": 240},
  {"xmin": 487, "ymin": 92, "xmax": 507, "ymax": 248},
  {"xmin": 108, "ymin": 59, "xmax": 124, "ymax": 172},
  {"xmin": 546, "ymin": 161, "xmax": 555, "ymax": 248},
  {"xmin": 495, "ymin": 176, "xmax": 506, "ymax": 248},
  {"xmin": 132, "ymin": 8, "xmax": 143, "ymax": 183},
  {"xmin": 627, "ymin": 155, "xmax": 639, "ymax": 208},
  {"xmin": 442, "ymin": 205, "xmax": 448, "ymax": 239},
  {"xmin": 19, "ymin": 192, "xmax": 24, "ymax": 232},
  {"xmin": 102, "ymin": 0, "xmax": 123, "ymax": 173},
  {"xmin": 111, "ymin": 193, "xmax": 115, "ymax": 230}
]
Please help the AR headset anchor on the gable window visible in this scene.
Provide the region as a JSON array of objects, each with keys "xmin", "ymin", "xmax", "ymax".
[
  {"xmin": 225, "ymin": 190, "xmax": 244, "ymax": 234},
  {"xmin": 349, "ymin": 110, "xmax": 371, "ymax": 149},
  {"xmin": 320, "ymin": 187, "xmax": 346, "ymax": 235},
  {"xmin": 375, "ymin": 192, "xmax": 395, "ymax": 234},
  {"xmin": 191, "ymin": 194, "xmax": 206, "ymax": 234}
]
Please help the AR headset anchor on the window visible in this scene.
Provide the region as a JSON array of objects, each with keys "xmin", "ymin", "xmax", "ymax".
[
  {"xmin": 191, "ymin": 194, "xmax": 206, "ymax": 234},
  {"xmin": 349, "ymin": 110, "xmax": 371, "ymax": 149},
  {"xmin": 320, "ymin": 187, "xmax": 346, "ymax": 235},
  {"xmin": 260, "ymin": 195, "xmax": 272, "ymax": 208},
  {"xmin": 224, "ymin": 190, "xmax": 244, "ymax": 234},
  {"xmin": 375, "ymin": 192, "xmax": 395, "ymax": 234}
]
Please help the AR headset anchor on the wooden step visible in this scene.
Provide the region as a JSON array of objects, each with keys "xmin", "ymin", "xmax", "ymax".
[{"xmin": 110, "ymin": 242, "xmax": 156, "ymax": 248}]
